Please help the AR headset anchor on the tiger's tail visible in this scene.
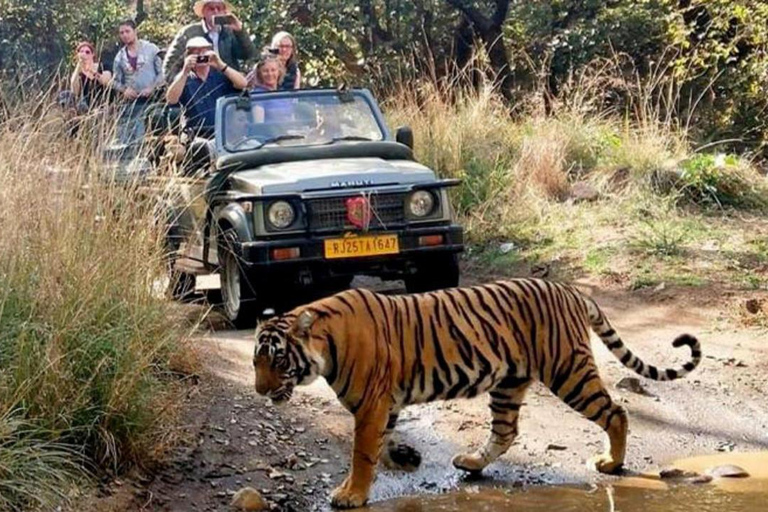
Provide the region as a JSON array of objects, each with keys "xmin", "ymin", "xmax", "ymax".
[{"xmin": 583, "ymin": 296, "xmax": 702, "ymax": 381}]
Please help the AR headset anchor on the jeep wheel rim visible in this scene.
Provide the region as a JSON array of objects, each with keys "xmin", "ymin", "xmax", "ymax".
[{"xmin": 224, "ymin": 251, "xmax": 240, "ymax": 318}]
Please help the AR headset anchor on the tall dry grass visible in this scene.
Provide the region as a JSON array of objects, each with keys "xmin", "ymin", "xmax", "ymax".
[
  {"xmin": 384, "ymin": 61, "xmax": 766, "ymax": 244},
  {"xmin": 0, "ymin": 90, "xmax": 199, "ymax": 510}
]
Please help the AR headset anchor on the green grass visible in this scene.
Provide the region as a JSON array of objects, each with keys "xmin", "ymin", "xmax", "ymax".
[
  {"xmin": 0, "ymin": 98, "xmax": 200, "ymax": 509},
  {"xmin": 0, "ymin": 417, "xmax": 86, "ymax": 510},
  {"xmin": 386, "ymin": 83, "xmax": 768, "ymax": 292},
  {"xmin": 583, "ymin": 246, "xmax": 618, "ymax": 276},
  {"xmin": 462, "ymin": 193, "xmax": 765, "ymax": 292}
]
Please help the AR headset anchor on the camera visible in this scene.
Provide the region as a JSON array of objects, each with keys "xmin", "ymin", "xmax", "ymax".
[
  {"xmin": 267, "ymin": 48, "xmax": 280, "ymax": 55},
  {"xmin": 196, "ymin": 55, "xmax": 210, "ymax": 64},
  {"xmin": 213, "ymin": 14, "xmax": 236, "ymax": 26}
]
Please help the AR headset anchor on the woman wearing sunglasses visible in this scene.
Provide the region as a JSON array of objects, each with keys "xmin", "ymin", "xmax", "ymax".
[{"xmin": 69, "ymin": 41, "xmax": 113, "ymax": 113}]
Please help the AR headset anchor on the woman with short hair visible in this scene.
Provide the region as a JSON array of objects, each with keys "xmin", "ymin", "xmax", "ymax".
[{"xmin": 70, "ymin": 41, "xmax": 113, "ymax": 112}]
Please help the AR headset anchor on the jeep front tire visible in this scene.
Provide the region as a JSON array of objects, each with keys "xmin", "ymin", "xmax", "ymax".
[{"xmin": 218, "ymin": 228, "xmax": 260, "ymax": 328}]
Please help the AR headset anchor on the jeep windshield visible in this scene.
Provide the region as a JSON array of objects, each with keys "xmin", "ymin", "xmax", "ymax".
[{"xmin": 222, "ymin": 91, "xmax": 386, "ymax": 152}]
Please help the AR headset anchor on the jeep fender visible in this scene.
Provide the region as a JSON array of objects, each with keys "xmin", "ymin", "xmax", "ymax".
[{"xmin": 215, "ymin": 203, "xmax": 253, "ymax": 242}]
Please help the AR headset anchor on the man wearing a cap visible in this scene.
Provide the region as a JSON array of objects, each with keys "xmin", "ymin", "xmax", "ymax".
[
  {"xmin": 162, "ymin": 0, "xmax": 256, "ymax": 81},
  {"xmin": 165, "ymin": 37, "xmax": 247, "ymax": 136}
]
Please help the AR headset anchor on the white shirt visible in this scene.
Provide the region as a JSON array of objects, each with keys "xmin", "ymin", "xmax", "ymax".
[{"xmin": 202, "ymin": 19, "xmax": 220, "ymax": 54}]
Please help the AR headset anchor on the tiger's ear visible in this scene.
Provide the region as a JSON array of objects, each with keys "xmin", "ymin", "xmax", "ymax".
[{"xmin": 290, "ymin": 310, "xmax": 316, "ymax": 338}]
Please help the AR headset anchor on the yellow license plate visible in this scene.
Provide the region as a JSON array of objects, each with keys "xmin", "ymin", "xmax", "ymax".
[{"xmin": 324, "ymin": 234, "xmax": 400, "ymax": 259}]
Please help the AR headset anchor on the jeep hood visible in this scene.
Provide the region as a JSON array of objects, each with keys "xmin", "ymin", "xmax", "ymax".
[{"xmin": 226, "ymin": 158, "xmax": 436, "ymax": 195}]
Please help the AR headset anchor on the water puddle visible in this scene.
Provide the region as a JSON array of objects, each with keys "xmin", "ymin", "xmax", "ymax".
[{"xmin": 367, "ymin": 452, "xmax": 768, "ymax": 512}]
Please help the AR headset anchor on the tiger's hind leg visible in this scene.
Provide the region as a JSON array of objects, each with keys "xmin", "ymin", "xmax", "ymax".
[
  {"xmin": 548, "ymin": 356, "xmax": 628, "ymax": 474},
  {"xmin": 380, "ymin": 410, "xmax": 421, "ymax": 472},
  {"xmin": 453, "ymin": 378, "xmax": 531, "ymax": 473}
]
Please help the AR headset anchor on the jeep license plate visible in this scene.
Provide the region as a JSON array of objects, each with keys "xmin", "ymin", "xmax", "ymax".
[{"xmin": 324, "ymin": 234, "xmax": 399, "ymax": 259}]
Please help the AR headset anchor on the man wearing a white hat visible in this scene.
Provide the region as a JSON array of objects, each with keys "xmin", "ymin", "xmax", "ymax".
[
  {"xmin": 162, "ymin": 0, "xmax": 256, "ymax": 81},
  {"xmin": 165, "ymin": 36, "xmax": 247, "ymax": 136}
]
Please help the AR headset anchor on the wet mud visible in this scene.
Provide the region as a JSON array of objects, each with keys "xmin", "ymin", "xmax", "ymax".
[{"xmin": 368, "ymin": 452, "xmax": 768, "ymax": 512}]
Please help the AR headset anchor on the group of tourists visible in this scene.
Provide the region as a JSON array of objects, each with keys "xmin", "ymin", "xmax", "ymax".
[{"xmin": 62, "ymin": 0, "xmax": 302, "ymax": 143}]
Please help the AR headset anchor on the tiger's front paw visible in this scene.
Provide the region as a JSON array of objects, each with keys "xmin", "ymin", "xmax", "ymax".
[
  {"xmin": 452, "ymin": 451, "xmax": 487, "ymax": 473},
  {"xmin": 589, "ymin": 453, "xmax": 624, "ymax": 474},
  {"xmin": 330, "ymin": 478, "xmax": 369, "ymax": 509}
]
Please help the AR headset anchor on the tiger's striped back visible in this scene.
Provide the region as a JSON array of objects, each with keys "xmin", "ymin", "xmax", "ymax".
[{"xmin": 303, "ymin": 278, "xmax": 700, "ymax": 410}]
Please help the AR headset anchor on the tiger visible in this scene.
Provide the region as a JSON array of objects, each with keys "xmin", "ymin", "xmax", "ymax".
[{"xmin": 252, "ymin": 279, "xmax": 701, "ymax": 509}]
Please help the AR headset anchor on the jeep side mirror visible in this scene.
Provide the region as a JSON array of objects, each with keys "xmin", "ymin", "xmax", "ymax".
[{"xmin": 396, "ymin": 126, "xmax": 414, "ymax": 150}]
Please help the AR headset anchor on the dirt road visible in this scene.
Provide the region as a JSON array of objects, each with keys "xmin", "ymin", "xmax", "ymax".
[{"xmin": 100, "ymin": 276, "xmax": 768, "ymax": 511}]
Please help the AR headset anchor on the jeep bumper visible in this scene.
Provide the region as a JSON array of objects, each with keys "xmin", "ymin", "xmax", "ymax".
[{"xmin": 238, "ymin": 224, "xmax": 463, "ymax": 281}]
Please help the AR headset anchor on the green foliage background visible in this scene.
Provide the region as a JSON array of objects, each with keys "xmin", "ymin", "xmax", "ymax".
[{"xmin": 1, "ymin": 0, "xmax": 767, "ymax": 151}]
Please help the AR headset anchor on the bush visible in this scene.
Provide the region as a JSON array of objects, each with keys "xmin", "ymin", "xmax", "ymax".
[
  {"xmin": 678, "ymin": 153, "xmax": 768, "ymax": 209},
  {"xmin": 384, "ymin": 71, "xmax": 767, "ymax": 246},
  {"xmin": 0, "ymin": 96, "xmax": 199, "ymax": 509}
]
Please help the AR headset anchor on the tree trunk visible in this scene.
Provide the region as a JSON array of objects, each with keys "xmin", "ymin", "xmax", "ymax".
[
  {"xmin": 453, "ymin": 16, "xmax": 474, "ymax": 71},
  {"xmin": 359, "ymin": 0, "xmax": 394, "ymax": 53},
  {"xmin": 444, "ymin": 0, "xmax": 513, "ymax": 101},
  {"xmin": 482, "ymin": 24, "xmax": 513, "ymax": 101},
  {"xmin": 136, "ymin": 0, "xmax": 147, "ymax": 25}
]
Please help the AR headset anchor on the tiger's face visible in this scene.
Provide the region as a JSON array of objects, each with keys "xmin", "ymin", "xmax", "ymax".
[{"xmin": 253, "ymin": 310, "xmax": 320, "ymax": 405}]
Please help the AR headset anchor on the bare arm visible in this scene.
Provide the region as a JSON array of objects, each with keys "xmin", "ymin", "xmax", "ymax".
[
  {"xmin": 210, "ymin": 53, "xmax": 247, "ymax": 90},
  {"xmin": 70, "ymin": 68, "xmax": 81, "ymax": 97},
  {"xmin": 253, "ymin": 105, "xmax": 265, "ymax": 123},
  {"xmin": 223, "ymin": 66, "xmax": 248, "ymax": 90},
  {"xmin": 165, "ymin": 70, "xmax": 189, "ymax": 105},
  {"xmin": 294, "ymin": 67, "xmax": 301, "ymax": 89},
  {"xmin": 167, "ymin": 54, "xmax": 201, "ymax": 105}
]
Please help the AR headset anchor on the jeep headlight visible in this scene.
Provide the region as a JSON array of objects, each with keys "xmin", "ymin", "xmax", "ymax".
[
  {"xmin": 408, "ymin": 190, "xmax": 435, "ymax": 218},
  {"xmin": 267, "ymin": 201, "xmax": 295, "ymax": 229}
]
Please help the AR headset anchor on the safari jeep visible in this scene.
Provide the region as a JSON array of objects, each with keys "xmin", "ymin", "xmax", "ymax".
[{"xmin": 165, "ymin": 88, "xmax": 464, "ymax": 327}]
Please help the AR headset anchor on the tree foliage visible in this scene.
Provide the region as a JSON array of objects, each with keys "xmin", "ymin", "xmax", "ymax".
[{"xmin": 1, "ymin": 0, "xmax": 767, "ymax": 150}]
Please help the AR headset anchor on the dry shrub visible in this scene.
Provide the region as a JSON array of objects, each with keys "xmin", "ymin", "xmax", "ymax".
[
  {"xmin": 384, "ymin": 57, "xmax": 765, "ymax": 245},
  {"xmin": 514, "ymin": 121, "xmax": 570, "ymax": 201},
  {"xmin": 0, "ymin": 92, "xmax": 200, "ymax": 510},
  {"xmin": 385, "ymin": 81, "xmax": 518, "ymax": 179}
]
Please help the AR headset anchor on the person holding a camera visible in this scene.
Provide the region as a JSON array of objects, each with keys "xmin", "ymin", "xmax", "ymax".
[
  {"xmin": 111, "ymin": 18, "xmax": 164, "ymax": 151},
  {"xmin": 162, "ymin": 0, "xmax": 256, "ymax": 82},
  {"xmin": 165, "ymin": 37, "xmax": 247, "ymax": 137},
  {"xmin": 69, "ymin": 41, "xmax": 113, "ymax": 112},
  {"xmin": 270, "ymin": 31, "xmax": 301, "ymax": 90},
  {"xmin": 58, "ymin": 41, "xmax": 113, "ymax": 137}
]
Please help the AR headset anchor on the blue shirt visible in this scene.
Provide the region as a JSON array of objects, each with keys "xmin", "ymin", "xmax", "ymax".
[
  {"xmin": 251, "ymin": 86, "xmax": 293, "ymax": 123},
  {"xmin": 179, "ymin": 69, "xmax": 237, "ymax": 134}
]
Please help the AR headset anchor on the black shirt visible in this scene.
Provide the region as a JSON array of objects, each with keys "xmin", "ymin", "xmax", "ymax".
[
  {"xmin": 79, "ymin": 63, "xmax": 110, "ymax": 107},
  {"xmin": 280, "ymin": 60, "xmax": 299, "ymax": 90}
]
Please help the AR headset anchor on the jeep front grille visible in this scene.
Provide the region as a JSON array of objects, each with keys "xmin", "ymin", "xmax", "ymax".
[{"xmin": 307, "ymin": 193, "xmax": 406, "ymax": 231}]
